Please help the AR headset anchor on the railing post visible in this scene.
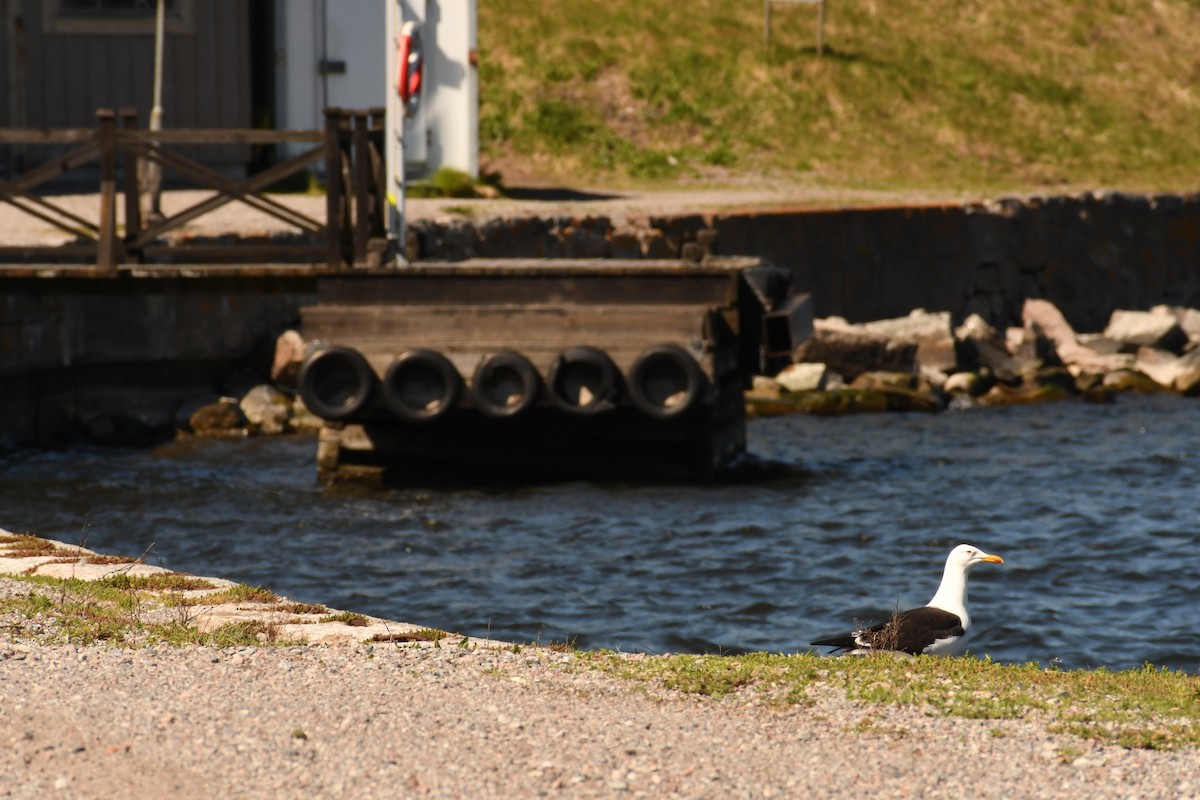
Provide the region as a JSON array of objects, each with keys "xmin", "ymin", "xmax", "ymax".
[
  {"xmin": 324, "ymin": 107, "xmax": 344, "ymax": 270},
  {"xmin": 96, "ymin": 109, "xmax": 118, "ymax": 273},
  {"xmin": 369, "ymin": 107, "xmax": 387, "ymax": 237},
  {"xmin": 352, "ymin": 112, "xmax": 370, "ymax": 266},
  {"xmin": 119, "ymin": 107, "xmax": 143, "ymax": 262},
  {"xmin": 367, "ymin": 106, "xmax": 389, "ymax": 267}
]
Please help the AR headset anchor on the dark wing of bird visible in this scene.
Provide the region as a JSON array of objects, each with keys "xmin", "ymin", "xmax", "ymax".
[{"xmin": 811, "ymin": 606, "xmax": 964, "ymax": 655}]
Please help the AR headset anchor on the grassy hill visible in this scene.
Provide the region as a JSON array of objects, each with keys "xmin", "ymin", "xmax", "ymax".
[{"xmin": 477, "ymin": 0, "xmax": 1200, "ymax": 195}]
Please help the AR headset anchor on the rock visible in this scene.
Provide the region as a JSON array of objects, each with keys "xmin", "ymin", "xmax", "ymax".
[
  {"xmin": 1074, "ymin": 333, "xmax": 1125, "ymax": 355},
  {"xmin": 793, "ymin": 326, "xmax": 917, "ymax": 381},
  {"xmin": 189, "ymin": 399, "xmax": 247, "ymax": 436},
  {"xmin": 271, "ymin": 330, "xmax": 308, "ymax": 390},
  {"xmin": 845, "ymin": 372, "xmax": 943, "ymax": 411},
  {"xmin": 977, "ymin": 382, "xmax": 1074, "ymax": 406},
  {"xmin": 240, "ymin": 385, "xmax": 291, "ymax": 435},
  {"xmin": 1104, "ymin": 310, "xmax": 1188, "ymax": 354},
  {"xmin": 290, "ymin": 395, "xmax": 327, "ymax": 431},
  {"xmin": 1007, "ymin": 320, "xmax": 1060, "ymax": 372},
  {"xmin": 1033, "ymin": 366, "xmax": 1078, "ymax": 395},
  {"xmin": 1101, "ymin": 369, "xmax": 1167, "ymax": 393},
  {"xmin": 850, "ymin": 371, "xmax": 917, "ymax": 391},
  {"xmin": 1150, "ymin": 304, "xmax": 1200, "ymax": 344},
  {"xmin": 608, "ymin": 230, "xmax": 642, "ymax": 260},
  {"xmin": 857, "ymin": 309, "xmax": 957, "ymax": 374},
  {"xmin": 791, "ymin": 389, "xmax": 890, "ymax": 415},
  {"xmin": 775, "ymin": 362, "xmax": 828, "ymax": 392},
  {"xmin": 744, "ymin": 376, "xmax": 797, "ymax": 417},
  {"xmin": 1133, "ymin": 347, "xmax": 1200, "ymax": 393},
  {"xmin": 174, "ymin": 394, "xmax": 224, "ymax": 431},
  {"xmin": 1022, "ymin": 299, "xmax": 1133, "ymax": 374},
  {"xmin": 954, "ymin": 314, "xmax": 1023, "ymax": 384},
  {"xmin": 943, "ymin": 371, "xmax": 990, "ymax": 396}
]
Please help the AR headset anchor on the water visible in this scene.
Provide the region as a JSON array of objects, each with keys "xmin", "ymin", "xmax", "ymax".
[{"xmin": 1, "ymin": 393, "xmax": 1197, "ymax": 673}]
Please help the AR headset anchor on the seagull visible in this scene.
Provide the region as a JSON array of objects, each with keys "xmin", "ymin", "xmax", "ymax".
[{"xmin": 810, "ymin": 544, "xmax": 1004, "ymax": 656}]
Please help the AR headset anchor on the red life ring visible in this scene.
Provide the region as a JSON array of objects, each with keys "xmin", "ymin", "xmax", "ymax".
[{"xmin": 396, "ymin": 21, "xmax": 423, "ymax": 113}]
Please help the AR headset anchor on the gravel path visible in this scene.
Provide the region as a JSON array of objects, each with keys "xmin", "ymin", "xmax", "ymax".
[
  {"xmin": 3, "ymin": 639, "xmax": 1199, "ymax": 800},
  {"xmin": 0, "ymin": 185, "xmax": 975, "ymax": 248}
]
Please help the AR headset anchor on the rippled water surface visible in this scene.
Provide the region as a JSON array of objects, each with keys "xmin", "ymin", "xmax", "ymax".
[{"xmin": 2, "ymin": 394, "xmax": 1198, "ymax": 672}]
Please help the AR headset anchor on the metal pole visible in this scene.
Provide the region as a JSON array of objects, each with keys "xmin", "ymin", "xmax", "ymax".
[
  {"xmin": 144, "ymin": 0, "xmax": 166, "ymax": 221},
  {"xmin": 385, "ymin": 0, "xmax": 407, "ymax": 265}
]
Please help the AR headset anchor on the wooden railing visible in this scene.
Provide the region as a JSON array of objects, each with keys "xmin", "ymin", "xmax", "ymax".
[{"xmin": 0, "ymin": 107, "xmax": 388, "ymax": 270}]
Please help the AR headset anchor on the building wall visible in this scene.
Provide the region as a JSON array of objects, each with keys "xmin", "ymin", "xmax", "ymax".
[{"xmin": 4, "ymin": 0, "xmax": 252, "ymax": 179}]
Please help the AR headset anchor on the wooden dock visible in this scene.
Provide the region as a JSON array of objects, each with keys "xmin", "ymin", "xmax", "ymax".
[{"xmin": 299, "ymin": 258, "xmax": 810, "ymax": 482}]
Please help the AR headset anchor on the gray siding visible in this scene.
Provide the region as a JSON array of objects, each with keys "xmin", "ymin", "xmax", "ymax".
[{"xmin": 11, "ymin": 0, "xmax": 252, "ymax": 173}]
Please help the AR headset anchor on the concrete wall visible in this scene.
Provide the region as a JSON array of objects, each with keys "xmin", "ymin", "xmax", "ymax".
[
  {"xmin": 410, "ymin": 191, "xmax": 1200, "ymax": 333},
  {"xmin": 0, "ymin": 271, "xmax": 315, "ymax": 446}
]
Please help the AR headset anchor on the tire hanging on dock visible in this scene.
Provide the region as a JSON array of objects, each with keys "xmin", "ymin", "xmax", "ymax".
[
  {"xmin": 546, "ymin": 346, "xmax": 622, "ymax": 415},
  {"xmin": 470, "ymin": 350, "xmax": 541, "ymax": 418},
  {"xmin": 627, "ymin": 344, "xmax": 709, "ymax": 419},
  {"xmin": 382, "ymin": 349, "xmax": 463, "ymax": 423},
  {"xmin": 297, "ymin": 346, "xmax": 377, "ymax": 421}
]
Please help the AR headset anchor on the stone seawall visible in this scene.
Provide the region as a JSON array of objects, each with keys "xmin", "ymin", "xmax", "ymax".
[
  {"xmin": 410, "ymin": 191, "xmax": 1200, "ymax": 332},
  {"xmin": 0, "ymin": 270, "xmax": 316, "ymax": 447}
]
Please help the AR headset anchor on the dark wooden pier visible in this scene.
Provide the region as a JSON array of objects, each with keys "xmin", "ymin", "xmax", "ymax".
[{"xmin": 299, "ymin": 258, "xmax": 809, "ymax": 482}]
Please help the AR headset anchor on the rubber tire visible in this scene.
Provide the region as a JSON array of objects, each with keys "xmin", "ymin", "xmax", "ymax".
[
  {"xmin": 546, "ymin": 346, "xmax": 621, "ymax": 415},
  {"xmin": 471, "ymin": 350, "xmax": 541, "ymax": 418},
  {"xmin": 627, "ymin": 344, "xmax": 708, "ymax": 420},
  {"xmin": 383, "ymin": 349, "xmax": 463, "ymax": 423},
  {"xmin": 297, "ymin": 346, "xmax": 376, "ymax": 421}
]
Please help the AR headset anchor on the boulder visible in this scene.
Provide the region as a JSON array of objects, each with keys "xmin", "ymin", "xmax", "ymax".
[
  {"xmin": 857, "ymin": 309, "xmax": 957, "ymax": 374},
  {"xmin": 943, "ymin": 371, "xmax": 990, "ymax": 396},
  {"xmin": 174, "ymin": 394, "xmax": 224, "ymax": 431},
  {"xmin": 977, "ymin": 381, "xmax": 1073, "ymax": 406},
  {"xmin": 775, "ymin": 362, "xmax": 828, "ymax": 392},
  {"xmin": 1150, "ymin": 304, "xmax": 1200, "ymax": 344},
  {"xmin": 240, "ymin": 385, "xmax": 291, "ymax": 435},
  {"xmin": 954, "ymin": 314, "xmax": 1023, "ymax": 384},
  {"xmin": 1022, "ymin": 299, "xmax": 1134, "ymax": 374},
  {"xmin": 1104, "ymin": 310, "xmax": 1188, "ymax": 354},
  {"xmin": 1102, "ymin": 369, "xmax": 1167, "ymax": 394},
  {"xmin": 745, "ymin": 376, "xmax": 798, "ymax": 417},
  {"xmin": 793, "ymin": 325, "xmax": 917, "ymax": 381},
  {"xmin": 791, "ymin": 389, "xmax": 890, "ymax": 415},
  {"xmin": 1133, "ymin": 347, "xmax": 1200, "ymax": 394},
  {"xmin": 189, "ymin": 399, "xmax": 247, "ymax": 436},
  {"xmin": 270, "ymin": 330, "xmax": 308, "ymax": 390}
]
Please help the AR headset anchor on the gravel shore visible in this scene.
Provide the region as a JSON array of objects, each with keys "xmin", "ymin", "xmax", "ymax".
[{"xmin": 3, "ymin": 636, "xmax": 1200, "ymax": 800}]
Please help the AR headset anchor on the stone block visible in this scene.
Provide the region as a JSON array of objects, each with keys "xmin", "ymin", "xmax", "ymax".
[
  {"xmin": 775, "ymin": 362, "xmax": 827, "ymax": 392},
  {"xmin": 1104, "ymin": 309, "xmax": 1188, "ymax": 354}
]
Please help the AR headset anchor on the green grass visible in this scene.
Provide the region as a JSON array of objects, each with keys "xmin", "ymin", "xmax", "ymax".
[
  {"xmin": 582, "ymin": 651, "xmax": 1200, "ymax": 750},
  {"xmin": 1, "ymin": 572, "xmax": 301, "ymax": 647},
  {"xmin": 478, "ymin": 0, "xmax": 1200, "ymax": 194}
]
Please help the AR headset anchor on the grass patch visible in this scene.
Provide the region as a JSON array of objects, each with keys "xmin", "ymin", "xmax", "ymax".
[
  {"xmin": 0, "ymin": 534, "xmax": 74, "ymax": 559},
  {"xmin": 186, "ymin": 584, "xmax": 281, "ymax": 606},
  {"xmin": 281, "ymin": 602, "xmax": 327, "ymax": 615},
  {"xmin": 581, "ymin": 651, "xmax": 1200, "ymax": 750},
  {"xmin": 371, "ymin": 627, "xmax": 451, "ymax": 643},
  {"xmin": 0, "ymin": 572, "xmax": 301, "ymax": 648},
  {"xmin": 320, "ymin": 611, "xmax": 370, "ymax": 627},
  {"xmin": 479, "ymin": 0, "xmax": 1200, "ymax": 193}
]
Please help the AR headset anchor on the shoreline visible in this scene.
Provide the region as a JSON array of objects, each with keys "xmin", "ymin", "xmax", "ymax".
[{"xmin": 3, "ymin": 531, "xmax": 1200, "ymax": 798}]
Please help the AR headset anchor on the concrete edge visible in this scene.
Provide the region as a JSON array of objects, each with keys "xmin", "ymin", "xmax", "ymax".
[{"xmin": 0, "ymin": 528, "xmax": 512, "ymax": 649}]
